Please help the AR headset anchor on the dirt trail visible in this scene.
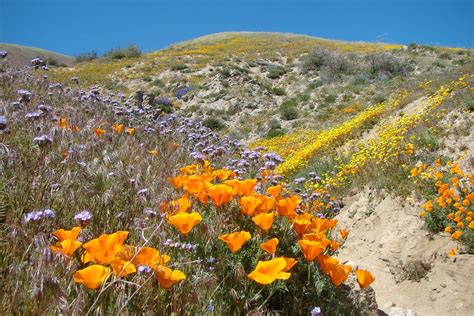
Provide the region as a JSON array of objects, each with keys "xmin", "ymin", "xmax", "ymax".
[{"xmin": 335, "ymin": 189, "xmax": 474, "ymax": 316}]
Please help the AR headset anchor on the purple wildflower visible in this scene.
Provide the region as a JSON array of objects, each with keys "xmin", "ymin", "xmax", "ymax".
[
  {"xmin": 0, "ymin": 50, "xmax": 7, "ymax": 58},
  {"xmin": 74, "ymin": 210, "xmax": 92, "ymax": 227},
  {"xmin": 311, "ymin": 307, "xmax": 322, "ymax": 316},
  {"xmin": 33, "ymin": 135, "xmax": 53, "ymax": 145}
]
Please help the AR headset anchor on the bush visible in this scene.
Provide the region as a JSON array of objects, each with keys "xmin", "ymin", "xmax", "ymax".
[
  {"xmin": 44, "ymin": 57, "xmax": 59, "ymax": 66},
  {"xmin": 75, "ymin": 50, "xmax": 98, "ymax": 63},
  {"xmin": 266, "ymin": 128, "xmax": 286, "ymax": 138},
  {"xmin": 104, "ymin": 45, "xmax": 141, "ymax": 60},
  {"xmin": 152, "ymin": 79, "xmax": 165, "ymax": 87},
  {"xmin": 300, "ymin": 47, "xmax": 329, "ymax": 72},
  {"xmin": 267, "ymin": 118, "xmax": 282, "ymax": 130},
  {"xmin": 203, "ymin": 116, "xmax": 225, "ymax": 130},
  {"xmin": 280, "ymin": 100, "xmax": 299, "ymax": 120},
  {"xmin": 272, "ymin": 87, "xmax": 286, "ymax": 96},
  {"xmin": 366, "ymin": 53, "xmax": 409, "ymax": 77},
  {"xmin": 267, "ymin": 65, "xmax": 286, "ymax": 79},
  {"xmin": 438, "ymin": 52, "xmax": 451, "ymax": 60},
  {"xmin": 171, "ymin": 63, "xmax": 188, "ymax": 71}
]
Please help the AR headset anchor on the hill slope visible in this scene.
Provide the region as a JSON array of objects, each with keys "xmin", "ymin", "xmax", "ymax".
[{"xmin": 0, "ymin": 43, "xmax": 73, "ymax": 67}]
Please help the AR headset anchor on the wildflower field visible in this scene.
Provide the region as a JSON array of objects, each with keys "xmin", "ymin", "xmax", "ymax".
[{"xmin": 1, "ymin": 33, "xmax": 473, "ymax": 315}]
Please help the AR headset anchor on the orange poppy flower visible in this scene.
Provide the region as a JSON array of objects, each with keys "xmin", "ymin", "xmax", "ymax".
[
  {"xmin": 170, "ymin": 196, "xmax": 192, "ymax": 213},
  {"xmin": 355, "ymin": 269, "xmax": 375, "ymax": 288},
  {"xmin": 51, "ymin": 239, "xmax": 82, "ymax": 257},
  {"xmin": 207, "ymin": 184, "xmax": 234, "ymax": 206},
  {"xmin": 260, "ymin": 238, "xmax": 279, "ymax": 255},
  {"xmin": 469, "ymin": 221, "xmax": 474, "ymax": 229},
  {"xmin": 52, "ymin": 226, "xmax": 81, "ymax": 241},
  {"xmin": 225, "ymin": 179, "xmax": 257, "ymax": 196},
  {"xmin": 125, "ymin": 127, "xmax": 135, "ymax": 135},
  {"xmin": 167, "ymin": 212, "xmax": 202, "ymax": 235},
  {"xmin": 282, "ymin": 257, "xmax": 298, "ymax": 271},
  {"xmin": 179, "ymin": 164, "xmax": 197, "ymax": 175},
  {"xmin": 150, "ymin": 149, "xmax": 158, "ymax": 156},
  {"xmin": 310, "ymin": 217, "xmax": 337, "ymax": 233},
  {"xmin": 239, "ymin": 195, "xmax": 263, "ymax": 216},
  {"xmin": 276, "ymin": 195, "xmax": 300, "ymax": 217},
  {"xmin": 451, "ymin": 231, "xmax": 462, "ymax": 240},
  {"xmin": 247, "ymin": 257, "xmax": 292, "ymax": 285},
  {"xmin": 298, "ymin": 239, "xmax": 328, "ymax": 261},
  {"xmin": 59, "ymin": 117, "xmax": 67, "ymax": 129},
  {"xmin": 155, "ymin": 266, "xmax": 186, "ymax": 288},
  {"xmin": 252, "ymin": 212, "xmax": 275, "ymax": 230},
  {"xmin": 132, "ymin": 246, "xmax": 170, "ymax": 268},
  {"xmin": 111, "ymin": 258, "xmax": 136, "ymax": 277},
  {"xmin": 316, "ymin": 254, "xmax": 340, "ymax": 274},
  {"xmin": 256, "ymin": 195, "xmax": 276, "ymax": 214},
  {"xmin": 330, "ymin": 240, "xmax": 340, "ymax": 250},
  {"xmin": 183, "ymin": 176, "xmax": 208, "ymax": 195},
  {"xmin": 82, "ymin": 231, "xmax": 129, "ymax": 265},
  {"xmin": 94, "ymin": 129, "xmax": 106, "ymax": 136},
  {"xmin": 112, "ymin": 124, "xmax": 124, "ymax": 134},
  {"xmin": 70, "ymin": 124, "xmax": 81, "ymax": 132},
  {"xmin": 168, "ymin": 175, "xmax": 185, "ymax": 189},
  {"xmin": 328, "ymin": 264, "xmax": 352, "ymax": 286},
  {"xmin": 73, "ymin": 265, "xmax": 111, "ymax": 289},
  {"xmin": 266, "ymin": 185, "xmax": 283, "ymax": 198},
  {"xmin": 212, "ymin": 169, "xmax": 236, "ymax": 180},
  {"xmin": 292, "ymin": 217, "xmax": 312, "ymax": 235},
  {"xmin": 448, "ymin": 246, "xmax": 457, "ymax": 257},
  {"xmin": 339, "ymin": 230, "xmax": 349, "ymax": 239},
  {"xmin": 218, "ymin": 231, "xmax": 251, "ymax": 253}
]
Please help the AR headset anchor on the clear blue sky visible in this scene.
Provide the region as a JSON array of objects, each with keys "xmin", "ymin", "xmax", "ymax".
[{"xmin": 0, "ymin": 0, "xmax": 472, "ymax": 56}]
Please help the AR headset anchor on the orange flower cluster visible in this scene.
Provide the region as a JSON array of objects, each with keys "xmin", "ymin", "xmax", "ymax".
[
  {"xmin": 50, "ymin": 229, "xmax": 185, "ymax": 290},
  {"xmin": 414, "ymin": 159, "xmax": 474, "ymax": 248},
  {"xmin": 166, "ymin": 161, "xmax": 374, "ymax": 288}
]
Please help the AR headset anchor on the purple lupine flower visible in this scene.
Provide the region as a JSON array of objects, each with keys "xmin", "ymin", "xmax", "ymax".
[
  {"xmin": 23, "ymin": 210, "xmax": 43, "ymax": 223},
  {"xmin": 33, "ymin": 135, "xmax": 53, "ymax": 145},
  {"xmin": 42, "ymin": 209, "xmax": 55, "ymax": 219},
  {"xmin": 137, "ymin": 265, "xmax": 152, "ymax": 274},
  {"xmin": 164, "ymin": 239, "xmax": 172, "ymax": 247},
  {"xmin": 176, "ymin": 86, "xmax": 193, "ymax": 99},
  {"xmin": 17, "ymin": 89, "xmax": 33, "ymax": 102},
  {"xmin": 191, "ymin": 151, "xmax": 205, "ymax": 163},
  {"xmin": 311, "ymin": 307, "xmax": 322, "ymax": 316},
  {"xmin": 294, "ymin": 177, "xmax": 306, "ymax": 185},
  {"xmin": 74, "ymin": 210, "xmax": 92, "ymax": 227}
]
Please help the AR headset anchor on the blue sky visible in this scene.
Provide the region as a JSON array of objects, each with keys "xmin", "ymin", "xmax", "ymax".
[{"xmin": 0, "ymin": 0, "xmax": 472, "ymax": 55}]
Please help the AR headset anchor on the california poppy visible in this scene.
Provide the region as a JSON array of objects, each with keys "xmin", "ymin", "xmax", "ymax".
[
  {"xmin": 52, "ymin": 226, "xmax": 81, "ymax": 241},
  {"xmin": 94, "ymin": 129, "xmax": 106, "ymax": 136},
  {"xmin": 251, "ymin": 212, "xmax": 274, "ymax": 230},
  {"xmin": 276, "ymin": 195, "xmax": 300, "ymax": 217},
  {"xmin": 328, "ymin": 264, "xmax": 352, "ymax": 286},
  {"xmin": 247, "ymin": 257, "xmax": 292, "ymax": 285},
  {"xmin": 167, "ymin": 212, "xmax": 202, "ymax": 235},
  {"xmin": 339, "ymin": 230, "xmax": 349, "ymax": 239},
  {"xmin": 125, "ymin": 127, "xmax": 135, "ymax": 135},
  {"xmin": 73, "ymin": 265, "xmax": 111, "ymax": 289},
  {"xmin": 82, "ymin": 231, "xmax": 129, "ymax": 265},
  {"xmin": 170, "ymin": 196, "xmax": 192, "ymax": 213},
  {"xmin": 51, "ymin": 239, "xmax": 82, "ymax": 257},
  {"xmin": 207, "ymin": 184, "xmax": 234, "ymax": 206},
  {"xmin": 150, "ymin": 149, "xmax": 158, "ymax": 156},
  {"xmin": 239, "ymin": 195, "xmax": 263, "ymax": 216},
  {"xmin": 292, "ymin": 217, "xmax": 312, "ymax": 235},
  {"xmin": 282, "ymin": 257, "xmax": 298, "ymax": 271},
  {"xmin": 112, "ymin": 124, "xmax": 124, "ymax": 134},
  {"xmin": 298, "ymin": 239, "xmax": 328, "ymax": 261},
  {"xmin": 59, "ymin": 117, "xmax": 67, "ymax": 129},
  {"xmin": 132, "ymin": 246, "xmax": 170, "ymax": 268},
  {"xmin": 354, "ymin": 269, "xmax": 375, "ymax": 288},
  {"xmin": 111, "ymin": 258, "xmax": 136, "ymax": 277},
  {"xmin": 266, "ymin": 185, "xmax": 283, "ymax": 198},
  {"xmin": 218, "ymin": 231, "xmax": 251, "ymax": 253},
  {"xmin": 212, "ymin": 169, "xmax": 236, "ymax": 181},
  {"xmin": 155, "ymin": 266, "xmax": 186, "ymax": 288},
  {"xmin": 260, "ymin": 238, "xmax": 279, "ymax": 255}
]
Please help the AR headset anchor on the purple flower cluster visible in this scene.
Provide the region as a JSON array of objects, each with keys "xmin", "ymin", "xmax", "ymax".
[
  {"xmin": 74, "ymin": 210, "xmax": 92, "ymax": 227},
  {"xmin": 0, "ymin": 50, "xmax": 7, "ymax": 58},
  {"xmin": 23, "ymin": 209, "xmax": 55, "ymax": 223},
  {"xmin": 175, "ymin": 86, "xmax": 193, "ymax": 99}
]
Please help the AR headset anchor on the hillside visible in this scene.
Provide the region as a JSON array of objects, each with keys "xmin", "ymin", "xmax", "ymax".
[
  {"xmin": 0, "ymin": 43, "xmax": 73, "ymax": 67},
  {"xmin": 1, "ymin": 32, "xmax": 473, "ymax": 315}
]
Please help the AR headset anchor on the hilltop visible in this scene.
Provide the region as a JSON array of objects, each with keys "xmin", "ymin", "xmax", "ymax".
[
  {"xmin": 0, "ymin": 43, "xmax": 73, "ymax": 67},
  {"xmin": 1, "ymin": 32, "xmax": 473, "ymax": 315}
]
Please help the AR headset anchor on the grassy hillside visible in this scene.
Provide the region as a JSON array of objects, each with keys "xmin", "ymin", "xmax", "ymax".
[
  {"xmin": 0, "ymin": 43, "xmax": 73, "ymax": 67},
  {"xmin": 1, "ymin": 33, "xmax": 473, "ymax": 314}
]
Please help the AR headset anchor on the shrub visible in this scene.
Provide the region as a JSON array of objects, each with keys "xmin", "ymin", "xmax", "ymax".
[
  {"xmin": 142, "ymin": 76, "xmax": 152, "ymax": 82},
  {"xmin": 104, "ymin": 44, "xmax": 141, "ymax": 60},
  {"xmin": 272, "ymin": 87, "xmax": 286, "ymax": 96},
  {"xmin": 203, "ymin": 116, "xmax": 225, "ymax": 130},
  {"xmin": 267, "ymin": 65, "xmax": 287, "ymax": 79},
  {"xmin": 152, "ymin": 79, "xmax": 165, "ymax": 87},
  {"xmin": 280, "ymin": 100, "xmax": 299, "ymax": 120},
  {"xmin": 438, "ymin": 52, "xmax": 451, "ymax": 60},
  {"xmin": 366, "ymin": 52, "xmax": 409, "ymax": 77},
  {"xmin": 300, "ymin": 47, "xmax": 329, "ymax": 72},
  {"xmin": 266, "ymin": 127, "xmax": 286, "ymax": 138},
  {"xmin": 75, "ymin": 50, "xmax": 98, "ymax": 63},
  {"xmin": 267, "ymin": 118, "xmax": 282, "ymax": 130},
  {"xmin": 171, "ymin": 63, "xmax": 188, "ymax": 71}
]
